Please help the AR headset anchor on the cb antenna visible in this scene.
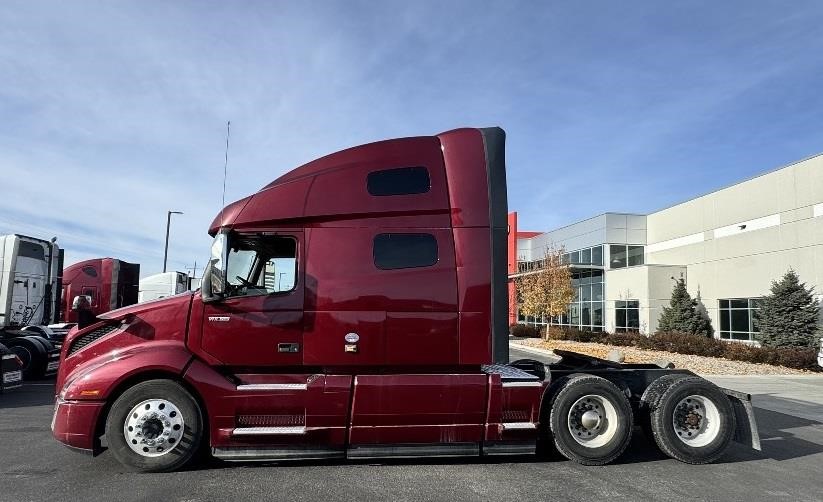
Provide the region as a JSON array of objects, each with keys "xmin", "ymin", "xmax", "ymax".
[{"xmin": 219, "ymin": 121, "xmax": 231, "ymax": 228}]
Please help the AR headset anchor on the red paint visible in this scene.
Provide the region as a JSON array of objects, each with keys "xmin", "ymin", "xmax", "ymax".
[
  {"xmin": 60, "ymin": 258, "xmax": 140, "ymax": 322},
  {"xmin": 52, "ymin": 127, "xmax": 547, "ymax": 461}
]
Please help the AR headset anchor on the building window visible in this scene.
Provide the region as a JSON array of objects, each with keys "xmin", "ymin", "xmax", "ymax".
[
  {"xmin": 615, "ymin": 300, "xmax": 640, "ymax": 332},
  {"xmin": 373, "ymin": 233, "xmax": 438, "ymax": 270},
  {"xmin": 718, "ymin": 298, "xmax": 761, "ymax": 341},
  {"xmin": 367, "ymin": 166, "xmax": 430, "ymax": 196},
  {"xmin": 610, "ymin": 245, "xmax": 644, "ymax": 269},
  {"xmin": 518, "ymin": 270, "xmax": 604, "ymax": 331}
]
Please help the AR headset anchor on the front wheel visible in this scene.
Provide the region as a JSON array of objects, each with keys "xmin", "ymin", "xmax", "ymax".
[
  {"xmin": 105, "ymin": 379, "xmax": 204, "ymax": 472},
  {"xmin": 549, "ymin": 374, "xmax": 633, "ymax": 466},
  {"xmin": 649, "ymin": 376, "xmax": 735, "ymax": 464}
]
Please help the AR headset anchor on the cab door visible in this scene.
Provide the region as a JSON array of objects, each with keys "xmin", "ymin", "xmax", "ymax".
[{"xmin": 200, "ymin": 231, "xmax": 304, "ymax": 367}]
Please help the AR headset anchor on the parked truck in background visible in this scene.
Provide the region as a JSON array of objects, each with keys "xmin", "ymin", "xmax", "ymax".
[
  {"xmin": 0, "ymin": 234, "xmax": 62, "ymax": 379},
  {"xmin": 138, "ymin": 271, "xmax": 190, "ymax": 303},
  {"xmin": 51, "ymin": 127, "xmax": 759, "ymax": 472},
  {"xmin": 60, "ymin": 258, "xmax": 140, "ymax": 324}
]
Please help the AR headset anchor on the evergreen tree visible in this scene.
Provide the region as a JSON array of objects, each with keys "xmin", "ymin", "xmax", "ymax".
[
  {"xmin": 657, "ymin": 278, "xmax": 713, "ymax": 337},
  {"xmin": 755, "ymin": 270, "xmax": 820, "ymax": 348}
]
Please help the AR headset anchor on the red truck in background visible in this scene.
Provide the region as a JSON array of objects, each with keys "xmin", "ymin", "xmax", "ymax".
[
  {"xmin": 51, "ymin": 127, "xmax": 759, "ymax": 472},
  {"xmin": 60, "ymin": 258, "xmax": 140, "ymax": 324}
]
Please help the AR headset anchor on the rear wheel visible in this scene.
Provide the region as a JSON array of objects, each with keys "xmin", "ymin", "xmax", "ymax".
[
  {"xmin": 105, "ymin": 379, "xmax": 204, "ymax": 472},
  {"xmin": 650, "ymin": 376, "xmax": 735, "ymax": 464},
  {"xmin": 638, "ymin": 373, "xmax": 689, "ymax": 444},
  {"xmin": 549, "ymin": 374, "xmax": 633, "ymax": 465},
  {"xmin": 5, "ymin": 337, "xmax": 46, "ymax": 379}
]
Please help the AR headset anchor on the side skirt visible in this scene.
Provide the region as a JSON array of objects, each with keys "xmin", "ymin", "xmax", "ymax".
[
  {"xmin": 347, "ymin": 442, "xmax": 479, "ymax": 459},
  {"xmin": 212, "ymin": 447, "xmax": 345, "ymax": 462}
]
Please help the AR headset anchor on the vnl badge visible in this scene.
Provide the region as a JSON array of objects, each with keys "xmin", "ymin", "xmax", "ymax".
[{"xmin": 344, "ymin": 332, "xmax": 359, "ymax": 353}]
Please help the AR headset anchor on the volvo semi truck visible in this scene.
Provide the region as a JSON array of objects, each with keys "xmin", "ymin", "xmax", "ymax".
[
  {"xmin": 51, "ymin": 127, "xmax": 759, "ymax": 473},
  {"xmin": 0, "ymin": 234, "xmax": 62, "ymax": 379}
]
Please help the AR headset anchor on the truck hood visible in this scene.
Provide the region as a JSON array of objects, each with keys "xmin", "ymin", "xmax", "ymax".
[{"xmin": 97, "ymin": 291, "xmax": 194, "ymax": 321}]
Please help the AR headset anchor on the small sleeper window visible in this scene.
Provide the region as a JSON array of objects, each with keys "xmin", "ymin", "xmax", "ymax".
[
  {"xmin": 367, "ymin": 166, "xmax": 430, "ymax": 196},
  {"xmin": 373, "ymin": 233, "xmax": 438, "ymax": 270}
]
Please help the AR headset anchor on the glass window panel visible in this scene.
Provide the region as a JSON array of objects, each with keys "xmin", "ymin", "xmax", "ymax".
[
  {"xmin": 719, "ymin": 331, "xmax": 731, "ymax": 339},
  {"xmin": 581, "ymin": 285, "xmax": 592, "ymax": 302},
  {"xmin": 750, "ymin": 298, "xmax": 763, "ymax": 309},
  {"xmin": 731, "ymin": 331, "xmax": 752, "ymax": 341},
  {"xmin": 627, "ymin": 309, "xmax": 640, "ymax": 329},
  {"xmin": 751, "ymin": 313, "xmax": 760, "ymax": 333},
  {"xmin": 616, "ymin": 308, "xmax": 626, "ymax": 327},
  {"xmin": 610, "ymin": 245, "xmax": 627, "ymax": 269},
  {"xmin": 581, "ymin": 248, "xmax": 591, "ymax": 265},
  {"xmin": 730, "ymin": 299, "xmax": 748, "ymax": 309},
  {"xmin": 374, "ymin": 233, "xmax": 438, "ymax": 270},
  {"xmin": 580, "ymin": 271, "xmax": 592, "ymax": 285},
  {"xmin": 720, "ymin": 310, "xmax": 730, "ymax": 331},
  {"xmin": 591, "ymin": 269, "xmax": 603, "ymax": 280},
  {"xmin": 616, "ymin": 300, "xmax": 626, "ymax": 309},
  {"xmin": 719, "ymin": 299, "xmax": 729, "ymax": 309},
  {"xmin": 593, "ymin": 302, "xmax": 603, "ymax": 326},
  {"xmin": 570, "ymin": 304, "xmax": 580, "ymax": 325},
  {"xmin": 730, "ymin": 309, "xmax": 750, "ymax": 332},
  {"xmin": 627, "ymin": 246, "xmax": 644, "ymax": 266},
  {"xmin": 591, "ymin": 246, "xmax": 603, "ymax": 266},
  {"xmin": 582, "ymin": 304, "xmax": 591, "ymax": 325},
  {"xmin": 591, "ymin": 283, "xmax": 603, "ymax": 301},
  {"xmin": 570, "ymin": 251, "xmax": 581, "ymax": 264},
  {"xmin": 627, "ymin": 300, "xmax": 639, "ymax": 309}
]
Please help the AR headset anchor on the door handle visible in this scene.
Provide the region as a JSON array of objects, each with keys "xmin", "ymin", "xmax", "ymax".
[{"xmin": 278, "ymin": 343, "xmax": 300, "ymax": 353}]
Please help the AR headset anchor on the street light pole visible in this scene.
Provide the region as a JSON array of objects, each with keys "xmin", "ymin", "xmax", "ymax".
[{"xmin": 163, "ymin": 210, "xmax": 183, "ymax": 273}]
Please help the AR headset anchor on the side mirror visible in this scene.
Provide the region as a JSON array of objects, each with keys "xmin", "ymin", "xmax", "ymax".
[
  {"xmin": 201, "ymin": 260, "xmax": 226, "ymax": 304},
  {"xmin": 71, "ymin": 295, "xmax": 91, "ymax": 310}
]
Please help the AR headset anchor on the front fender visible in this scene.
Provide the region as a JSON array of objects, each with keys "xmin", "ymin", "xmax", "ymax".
[{"xmin": 58, "ymin": 341, "xmax": 193, "ymax": 400}]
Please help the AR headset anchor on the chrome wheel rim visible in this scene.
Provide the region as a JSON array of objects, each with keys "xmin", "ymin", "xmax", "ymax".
[
  {"xmin": 567, "ymin": 394, "xmax": 619, "ymax": 448},
  {"xmin": 123, "ymin": 399, "xmax": 185, "ymax": 457},
  {"xmin": 672, "ymin": 394, "xmax": 720, "ymax": 447}
]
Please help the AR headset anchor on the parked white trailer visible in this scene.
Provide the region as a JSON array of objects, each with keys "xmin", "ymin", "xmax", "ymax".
[
  {"xmin": 138, "ymin": 271, "xmax": 190, "ymax": 303},
  {"xmin": 0, "ymin": 234, "xmax": 62, "ymax": 379}
]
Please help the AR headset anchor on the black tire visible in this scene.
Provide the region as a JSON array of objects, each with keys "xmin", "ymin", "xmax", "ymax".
[
  {"xmin": 105, "ymin": 379, "xmax": 204, "ymax": 472},
  {"xmin": 549, "ymin": 374, "xmax": 633, "ymax": 466},
  {"xmin": 5, "ymin": 337, "xmax": 46, "ymax": 379},
  {"xmin": 650, "ymin": 376, "xmax": 735, "ymax": 464},
  {"xmin": 638, "ymin": 373, "xmax": 690, "ymax": 444}
]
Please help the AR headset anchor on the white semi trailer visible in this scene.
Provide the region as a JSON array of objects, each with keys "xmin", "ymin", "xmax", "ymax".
[
  {"xmin": 138, "ymin": 271, "xmax": 191, "ymax": 303},
  {"xmin": 0, "ymin": 234, "xmax": 63, "ymax": 379}
]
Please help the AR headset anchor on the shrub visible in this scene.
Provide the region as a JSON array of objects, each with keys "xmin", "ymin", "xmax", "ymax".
[
  {"xmin": 755, "ymin": 269, "xmax": 820, "ymax": 348},
  {"xmin": 649, "ymin": 331, "xmax": 726, "ymax": 357},
  {"xmin": 509, "ymin": 323, "xmax": 540, "ymax": 338},
  {"xmin": 602, "ymin": 331, "xmax": 646, "ymax": 348},
  {"xmin": 544, "ymin": 326, "xmax": 604, "ymax": 343}
]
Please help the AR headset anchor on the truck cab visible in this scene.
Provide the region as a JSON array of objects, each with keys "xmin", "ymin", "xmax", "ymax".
[{"xmin": 52, "ymin": 127, "xmax": 758, "ymax": 472}]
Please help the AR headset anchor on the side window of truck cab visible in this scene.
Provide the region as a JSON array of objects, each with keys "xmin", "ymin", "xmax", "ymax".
[{"xmin": 224, "ymin": 234, "xmax": 297, "ymax": 297}]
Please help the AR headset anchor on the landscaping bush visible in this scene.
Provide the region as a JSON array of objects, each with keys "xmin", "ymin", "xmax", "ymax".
[
  {"xmin": 649, "ymin": 331, "xmax": 727, "ymax": 358},
  {"xmin": 602, "ymin": 331, "xmax": 646, "ymax": 348},
  {"xmin": 543, "ymin": 326, "xmax": 604, "ymax": 343},
  {"xmin": 509, "ymin": 323, "xmax": 540, "ymax": 338}
]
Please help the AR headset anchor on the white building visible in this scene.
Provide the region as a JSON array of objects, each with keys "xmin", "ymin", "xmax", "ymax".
[{"xmin": 511, "ymin": 152, "xmax": 823, "ymax": 342}]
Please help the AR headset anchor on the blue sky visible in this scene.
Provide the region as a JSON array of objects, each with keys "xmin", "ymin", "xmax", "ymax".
[{"xmin": 1, "ymin": 1, "xmax": 823, "ymax": 276}]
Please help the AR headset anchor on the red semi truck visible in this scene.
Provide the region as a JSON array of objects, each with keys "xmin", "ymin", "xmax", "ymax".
[
  {"xmin": 60, "ymin": 258, "xmax": 140, "ymax": 324},
  {"xmin": 52, "ymin": 127, "xmax": 759, "ymax": 472}
]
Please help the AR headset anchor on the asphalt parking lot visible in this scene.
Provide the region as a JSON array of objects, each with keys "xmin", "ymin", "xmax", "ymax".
[{"xmin": 2, "ymin": 350, "xmax": 822, "ymax": 502}]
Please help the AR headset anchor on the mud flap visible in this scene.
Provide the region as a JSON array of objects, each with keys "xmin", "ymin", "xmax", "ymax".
[{"xmin": 721, "ymin": 387, "xmax": 761, "ymax": 451}]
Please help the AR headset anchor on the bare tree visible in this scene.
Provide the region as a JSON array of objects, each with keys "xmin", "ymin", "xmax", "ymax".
[{"xmin": 514, "ymin": 247, "xmax": 574, "ymax": 335}]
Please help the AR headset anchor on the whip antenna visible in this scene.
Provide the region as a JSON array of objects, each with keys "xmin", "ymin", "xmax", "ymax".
[{"xmin": 219, "ymin": 121, "xmax": 231, "ymax": 227}]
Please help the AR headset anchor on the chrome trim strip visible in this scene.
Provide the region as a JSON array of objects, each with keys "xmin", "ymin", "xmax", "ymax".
[
  {"xmin": 501, "ymin": 422, "xmax": 537, "ymax": 430},
  {"xmin": 236, "ymin": 383, "xmax": 307, "ymax": 391},
  {"xmin": 231, "ymin": 426, "xmax": 306, "ymax": 436},
  {"xmin": 501, "ymin": 381, "xmax": 543, "ymax": 388},
  {"xmin": 347, "ymin": 443, "xmax": 479, "ymax": 459},
  {"xmin": 213, "ymin": 447, "xmax": 344, "ymax": 461}
]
